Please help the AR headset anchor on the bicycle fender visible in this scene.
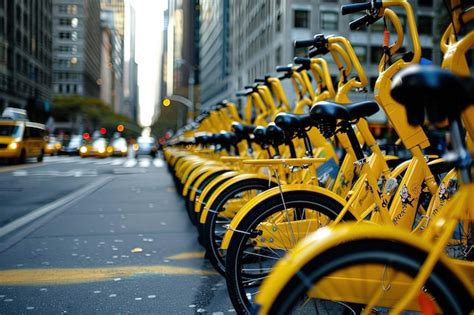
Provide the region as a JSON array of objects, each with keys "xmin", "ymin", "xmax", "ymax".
[
  {"xmin": 220, "ymin": 185, "xmax": 347, "ymax": 250},
  {"xmin": 182, "ymin": 163, "xmax": 223, "ymax": 197},
  {"xmin": 199, "ymin": 173, "xmax": 275, "ymax": 224},
  {"xmin": 188, "ymin": 167, "xmax": 231, "ymax": 202},
  {"xmin": 194, "ymin": 171, "xmax": 240, "ymax": 214},
  {"xmin": 255, "ymin": 223, "xmax": 472, "ymax": 314}
]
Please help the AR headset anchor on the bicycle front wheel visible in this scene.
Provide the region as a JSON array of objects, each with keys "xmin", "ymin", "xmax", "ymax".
[
  {"xmin": 225, "ymin": 190, "xmax": 349, "ymax": 314},
  {"xmin": 266, "ymin": 240, "xmax": 471, "ymax": 315}
]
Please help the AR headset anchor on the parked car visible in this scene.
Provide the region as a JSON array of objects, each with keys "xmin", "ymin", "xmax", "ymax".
[
  {"xmin": 133, "ymin": 136, "xmax": 157, "ymax": 158},
  {"xmin": 0, "ymin": 118, "xmax": 47, "ymax": 163},
  {"xmin": 80, "ymin": 138, "xmax": 112, "ymax": 158},
  {"xmin": 60, "ymin": 135, "xmax": 83, "ymax": 155},
  {"xmin": 111, "ymin": 137, "xmax": 128, "ymax": 157},
  {"xmin": 45, "ymin": 135, "xmax": 62, "ymax": 156}
]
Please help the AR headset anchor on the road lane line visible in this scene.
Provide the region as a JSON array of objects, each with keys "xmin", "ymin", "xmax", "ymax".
[
  {"xmin": 153, "ymin": 159, "xmax": 164, "ymax": 167},
  {"xmin": 110, "ymin": 159, "xmax": 124, "ymax": 166},
  {"xmin": 0, "ymin": 176, "xmax": 112, "ymax": 240},
  {"xmin": 138, "ymin": 159, "xmax": 150, "ymax": 167},
  {"xmin": 123, "ymin": 159, "xmax": 137, "ymax": 167},
  {"xmin": 0, "ymin": 162, "xmax": 47, "ymax": 174},
  {"xmin": 166, "ymin": 251, "xmax": 205, "ymax": 260},
  {"xmin": 0, "ymin": 265, "xmax": 218, "ymax": 286}
]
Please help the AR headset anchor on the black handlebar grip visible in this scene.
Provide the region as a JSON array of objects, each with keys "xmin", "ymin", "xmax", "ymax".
[
  {"xmin": 277, "ymin": 74, "xmax": 288, "ymax": 80},
  {"xmin": 254, "ymin": 78, "xmax": 266, "ymax": 83},
  {"xmin": 294, "ymin": 57, "xmax": 311, "ymax": 65},
  {"xmin": 349, "ymin": 14, "xmax": 372, "ymax": 30},
  {"xmin": 276, "ymin": 66, "xmax": 293, "ymax": 72},
  {"xmin": 294, "ymin": 38, "xmax": 316, "ymax": 48}
]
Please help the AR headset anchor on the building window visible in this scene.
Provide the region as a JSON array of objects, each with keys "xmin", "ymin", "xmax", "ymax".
[
  {"xmin": 71, "ymin": 31, "xmax": 78, "ymax": 41},
  {"xmin": 353, "ymin": 45, "xmax": 367, "ymax": 63},
  {"xmin": 59, "ymin": 18, "xmax": 71, "ymax": 26},
  {"xmin": 67, "ymin": 5, "xmax": 77, "ymax": 15},
  {"xmin": 418, "ymin": 16, "xmax": 433, "ymax": 35},
  {"xmin": 59, "ymin": 32, "xmax": 71, "ymax": 39},
  {"xmin": 276, "ymin": 46, "xmax": 282, "ymax": 65},
  {"xmin": 71, "ymin": 18, "xmax": 79, "ymax": 28},
  {"xmin": 276, "ymin": 13, "xmax": 282, "ymax": 32},
  {"xmin": 294, "ymin": 10, "xmax": 310, "ymax": 28},
  {"xmin": 321, "ymin": 11, "xmax": 338, "ymax": 30}
]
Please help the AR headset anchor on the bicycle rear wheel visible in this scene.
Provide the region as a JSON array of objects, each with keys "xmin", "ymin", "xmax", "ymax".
[{"xmin": 266, "ymin": 240, "xmax": 471, "ymax": 315}]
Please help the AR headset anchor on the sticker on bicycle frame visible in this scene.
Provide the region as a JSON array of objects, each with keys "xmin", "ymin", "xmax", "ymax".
[{"xmin": 400, "ymin": 184, "xmax": 414, "ymax": 208}]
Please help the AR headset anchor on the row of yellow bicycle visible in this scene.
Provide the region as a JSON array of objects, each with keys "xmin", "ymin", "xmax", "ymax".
[{"xmin": 164, "ymin": 0, "xmax": 472, "ymax": 314}]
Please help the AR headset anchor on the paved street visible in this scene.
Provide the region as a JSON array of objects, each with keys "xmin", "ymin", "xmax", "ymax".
[{"xmin": 0, "ymin": 155, "xmax": 233, "ymax": 314}]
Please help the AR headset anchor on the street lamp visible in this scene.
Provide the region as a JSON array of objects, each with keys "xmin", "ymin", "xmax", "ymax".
[
  {"xmin": 175, "ymin": 59, "xmax": 195, "ymax": 118},
  {"xmin": 162, "ymin": 95, "xmax": 194, "ymax": 130}
]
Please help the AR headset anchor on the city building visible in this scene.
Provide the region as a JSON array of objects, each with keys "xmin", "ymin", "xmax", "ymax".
[
  {"xmin": 0, "ymin": 0, "xmax": 53, "ymax": 117},
  {"xmin": 100, "ymin": 8, "xmax": 124, "ymax": 115},
  {"xmin": 196, "ymin": 0, "xmax": 444, "ymax": 113},
  {"xmin": 199, "ymin": 0, "xmax": 230, "ymax": 108},
  {"xmin": 123, "ymin": 1, "xmax": 138, "ymax": 122},
  {"xmin": 52, "ymin": 0, "xmax": 102, "ymax": 98},
  {"xmin": 161, "ymin": 0, "xmax": 200, "ymax": 128}
]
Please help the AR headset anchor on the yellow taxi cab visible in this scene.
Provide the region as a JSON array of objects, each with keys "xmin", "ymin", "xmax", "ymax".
[
  {"xmin": 45, "ymin": 135, "xmax": 62, "ymax": 156},
  {"xmin": 80, "ymin": 138, "xmax": 112, "ymax": 158},
  {"xmin": 0, "ymin": 118, "xmax": 47, "ymax": 163}
]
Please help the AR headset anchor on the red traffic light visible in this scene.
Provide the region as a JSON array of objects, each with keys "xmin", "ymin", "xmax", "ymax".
[
  {"xmin": 83, "ymin": 132, "xmax": 90, "ymax": 140},
  {"xmin": 100, "ymin": 127, "xmax": 107, "ymax": 135}
]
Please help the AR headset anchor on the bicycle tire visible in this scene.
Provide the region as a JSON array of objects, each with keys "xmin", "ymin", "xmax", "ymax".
[
  {"xmin": 266, "ymin": 239, "xmax": 471, "ymax": 315},
  {"xmin": 203, "ymin": 178, "xmax": 276, "ymax": 276},
  {"xmin": 225, "ymin": 190, "xmax": 351, "ymax": 314}
]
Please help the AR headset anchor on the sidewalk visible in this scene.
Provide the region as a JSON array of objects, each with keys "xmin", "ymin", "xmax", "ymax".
[{"xmin": 0, "ymin": 166, "xmax": 233, "ymax": 314}]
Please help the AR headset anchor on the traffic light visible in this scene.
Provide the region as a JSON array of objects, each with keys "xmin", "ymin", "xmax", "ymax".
[
  {"xmin": 83, "ymin": 132, "xmax": 90, "ymax": 140},
  {"xmin": 162, "ymin": 98, "xmax": 171, "ymax": 107},
  {"xmin": 100, "ymin": 127, "xmax": 107, "ymax": 135},
  {"xmin": 117, "ymin": 124, "xmax": 124, "ymax": 132}
]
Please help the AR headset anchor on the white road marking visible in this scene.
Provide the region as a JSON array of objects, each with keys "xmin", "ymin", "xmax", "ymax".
[
  {"xmin": 123, "ymin": 159, "xmax": 137, "ymax": 167},
  {"xmin": 138, "ymin": 159, "xmax": 150, "ymax": 168},
  {"xmin": 153, "ymin": 159, "xmax": 164, "ymax": 167},
  {"xmin": 0, "ymin": 176, "xmax": 112, "ymax": 238},
  {"xmin": 110, "ymin": 159, "xmax": 125, "ymax": 166}
]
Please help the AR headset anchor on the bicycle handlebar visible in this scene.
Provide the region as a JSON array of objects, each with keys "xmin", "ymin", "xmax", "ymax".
[
  {"xmin": 294, "ymin": 57, "xmax": 311, "ymax": 65},
  {"xmin": 294, "ymin": 39, "xmax": 315, "ymax": 48},
  {"xmin": 276, "ymin": 65, "xmax": 293, "ymax": 72},
  {"xmin": 341, "ymin": 1, "xmax": 382, "ymax": 15},
  {"xmin": 308, "ymin": 47, "xmax": 329, "ymax": 57},
  {"xmin": 349, "ymin": 14, "xmax": 372, "ymax": 30}
]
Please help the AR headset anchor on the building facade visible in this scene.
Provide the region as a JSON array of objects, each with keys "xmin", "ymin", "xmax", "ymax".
[
  {"xmin": 0, "ymin": 0, "xmax": 53, "ymax": 115},
  {"xmin": 196, "ymin": 0, "xmax": 443, "ymax": 113},
  {"xmin": 161, "ymin": 0, "xmax": 200, "ymax": 128},
  {"xmin": 123, "ymin": 1, "xmax": 138, "ymax": 122},
  {"xmin": 52, "ymin": 0, "xmax": 102, "ymax": 98},
  {"xmin": 100, "ymin": 8, "xmax": 124, "ymax": 115}
]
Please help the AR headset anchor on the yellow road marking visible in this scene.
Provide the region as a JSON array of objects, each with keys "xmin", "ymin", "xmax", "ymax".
[
  {"xmin": 0, "ymin": 163, "xmax": 44, "ymax": 174},
  {"xmin": 166, "ymin": 251, "xmax": 205, "ymax": 260},
  {"xmin": 0, "ymin": 265, "xmax": 218, "ymax": 286}
]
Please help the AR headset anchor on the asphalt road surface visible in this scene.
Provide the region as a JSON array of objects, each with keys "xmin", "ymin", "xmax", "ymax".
[{"xmin": 0, "ymin": 155, "xmax": 234, "ymax": 314}]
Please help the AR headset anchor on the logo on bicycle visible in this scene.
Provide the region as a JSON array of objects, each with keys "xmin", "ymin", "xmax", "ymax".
[
  {"xmin": 438, "ymin": 178, "xmax": 458, "ymax": 202},
  {"xmin": 400, "ymin": 184, "xmax": 414, "ymax": 209}
]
